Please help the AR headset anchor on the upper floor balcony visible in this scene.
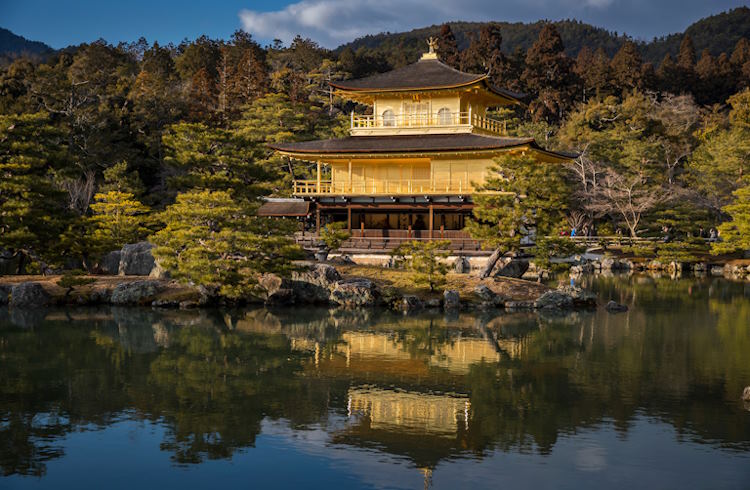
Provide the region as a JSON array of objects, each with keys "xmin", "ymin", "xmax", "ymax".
[{"xmin": 350, "ymin": 110, "xmax": 509, "ymax": 136}]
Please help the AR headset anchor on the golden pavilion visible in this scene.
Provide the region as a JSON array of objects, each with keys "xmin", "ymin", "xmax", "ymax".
[{"xmin": 268, "ymin": 39, "xmax": 574, "ymax": 253}]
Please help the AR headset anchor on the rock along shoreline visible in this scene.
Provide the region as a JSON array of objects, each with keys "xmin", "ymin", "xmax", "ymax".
[{"xmin": 0, "ymin": 262, "xmax": 598, "ymax": 313}]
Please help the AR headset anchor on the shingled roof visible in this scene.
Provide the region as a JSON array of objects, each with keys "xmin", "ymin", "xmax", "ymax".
[
  {"xmin": 270, "ymin": 134, "xmax": 576, "ymax": 159},
  {"xmin": 330, "ymin": 58, "xmax": 525, "ymax": 101},
  {"xmin": 257, "ymin": 199, "xmax": 310, "ymax": 217}
]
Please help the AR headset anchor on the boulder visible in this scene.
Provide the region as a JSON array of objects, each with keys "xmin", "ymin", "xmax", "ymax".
[
  {"xmin": 692, "ymin": 263, "xmax": 708, "ymax": 272},
  {"xmin": 443, "ymin": 290, "xmax": 460, "ymax": 310},
  {"xmin": 534, "ymin": 290, "xmax": 573, "ymax": 309},
  {"xmin": 259, "ymin": 273, "xmax": 296, "ymax": 304},
  {"xmin": 668, "ymin": 261, "xmax": 690, "ymax": 274},
  {"xmin": 724, "ymin": 263, "xmax": 748, "ymax": 277},
  {"xmin": 330, "ymin": 278, "xmax": 379, "ymax": 307},
  {"xmin": 494, "ymin": 257, "xmax": 529, "ymax": 278},
  {"xmin": 743, "ymin": 386, "xmax": 750, "ymax": 402},
  {"xmin": 119, "ymin": 242, "xmax": 156, "ymax": 276},
  {"xmin": 9, "ymin": 282, "xmax": 51, "ymax": 307},
  {"xmin": 453, "ymin": 256, "xmax": 470, "ymax": 274},
  {"xmin": 99, "ymin": 250, "xmax": 121, "ymax": 275},
  {"xmin": 292, "ymin": 263, "xmax": 341, "ymax": 288},
  {"xmin": 570, "ymin": 263, "xmax": 595, "ymax": 275},
  {"xmin": 647, "ymin": 260, "xmax": 665, "ymax": 271},
  {"xmin": 425, "ymin": 298, "xmax": 442, "ymax": 308},
  {"xmin": 600, "ymin": 257, "xmax": 619, "ymax": 271},
  {"xmin": 709, "ymin": 264, "xmax": 726, "ymax": 276},
  {"xmin": 261, "ymin": 269, "xmax": 334, "ymax": 305},
  {"xmin": 474, "ymin": 284, "xmax": 496, "ymax": 302},
  {"xmin": 110, "ymin": 280, "xmax": 162, "ymax": 305},
  {"xmin": 605, "ymin": 300, "xmax": 629, "ymax": 313},
  {"xmin": 399, "ymin": 295, "xmax": 423, "ymax": 311},
  {"xmin": 0, "ymin": 284, "xmax": 12, "ymax": 305},
  {"xmin": 556, "ymin": 285, "xmax": 597, "ymax": 307},
  {"xmin": 148, "ymin": 262, "xmax": 170, "ymax": 279},
  {"xmin": 0, "ymin": 249, "xmax": 20, "ymax": 275}
]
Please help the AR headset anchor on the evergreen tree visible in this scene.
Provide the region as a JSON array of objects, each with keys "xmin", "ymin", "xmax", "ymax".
[
  {"xmin": 576, "ymin": 47, "xmax": 613, "ymax": 99},
  {"xmin": 150, "ymin": 189, "xmax": 303, "ymax": 299},
  {"xmin": 0, "ymin": 113, "xmax": 69, "ymax": 271},
  {"xmin": 521, "ymin": 24, "xmax": 578, "ymax": 123},
  {"xmin": 462, "ymin": 23, "xmax": 507, "ymax": 86},
  {"xmin": 675, "ymin": 35, "xmax": 697, "ymax": 94},
  {"xmin": 98, "ymin": 161, "xmax": 146, "ymax": 197},
  {"xmin": 437, "ymin": 24, "xmax": 460, "ymax": 69},
  {"xmin": 712, "ymin": 182, "xmax": 750, "ymax": 254},
  {"xmin": 86, "ymin": 191, "xmax": 150, "ymax": 256},
  {"xmin": 466, "ymin": 153, "xmax": 569, "ymax": 277},
  {"xmin": 657, "ymin": 54, "xmax": 680, "ymax": 94},
  {"xmin": 391, "ymin": 240, "xmax": 451, "ymax": 292},
  {"xmin": 163, "ymin": 122, "xmax": 277, "ymax": 201},
  {"xmin": 611, "ymin": 41, "xmax": 643, "ymax": 93}
]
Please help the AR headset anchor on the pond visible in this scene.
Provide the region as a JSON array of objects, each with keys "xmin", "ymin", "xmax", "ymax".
[{"xmin": 1, "ymin": 275, "xmax": 749, "ymax": 489}]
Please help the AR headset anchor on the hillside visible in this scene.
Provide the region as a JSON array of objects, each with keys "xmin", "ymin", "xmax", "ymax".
[
  {"xmin": 0, "ymin": 27, "xmax": 54, "ymax": 64},
  {"xmin": 337, "ymin": 7, "xmax": 750, "ymax": 65}
]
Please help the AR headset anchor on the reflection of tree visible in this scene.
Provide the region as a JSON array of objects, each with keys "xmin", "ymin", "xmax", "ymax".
[{"xmin": 1, "ymin": 281, "xmax": 749, "ymax": 476}]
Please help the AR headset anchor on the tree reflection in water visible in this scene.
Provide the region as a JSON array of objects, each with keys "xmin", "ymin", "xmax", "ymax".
[{"xmin": 0, "ymin": 275, "xmax": 749, "ymax": 477}]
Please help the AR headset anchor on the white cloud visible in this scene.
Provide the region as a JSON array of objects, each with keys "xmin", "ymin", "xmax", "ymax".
[{"xmin": 238, "ymin": 0, "xmax": 721, "ymax": 49}]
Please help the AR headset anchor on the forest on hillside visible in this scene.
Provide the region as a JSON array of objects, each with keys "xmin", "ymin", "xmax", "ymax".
[{"xmin": 1, "ymin": 17, "xmax": 749, "ymax": 295}]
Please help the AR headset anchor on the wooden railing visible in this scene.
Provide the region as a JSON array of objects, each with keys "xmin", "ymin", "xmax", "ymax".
[
  {"xmin": 293, "ymin": 179, "xmax": 476, "ymax": 195},
  {"xmin": 351, "ymin": 111, "xmax": 508, "ymax": 135}
]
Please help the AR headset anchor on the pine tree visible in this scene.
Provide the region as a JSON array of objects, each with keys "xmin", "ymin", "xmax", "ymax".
[
  {"xmin": 576, "ymin": 47, "xmax": 613, "ymax": 99},
  {"xmin": 0, "ymin": 113, "xmax": 69, "ymax": 272},
  {"xmin": 712, "ymin": 182, "xmax": 750, "ymax": 254},
  {"xmin": 86, "ymin": 191, "xmax": 150, "ymax": 256},
  {"xmin": 521, "ymin": 24, "xmax": 578, "ymax": 123},
  {"xmin": 98, "ymin": 161, "xmax": 146, "ymax": 197},
  {"xmin": 150, "ymin": 189, "xmax": 303, "ymax": 299},
  {"xmin": 163, "ymin": 122, "xmax": 277, "ymax": 201},
  {"xmin": 391, "ymin": 240, "xmax": 450, "ymax": 292},
  {"xmin": 437, "ymin": 24, "xmax": 460, "ymax": 69},
  {"xmin": 466, "ymin": 153, "xmax": 569, "ymax": 277}
]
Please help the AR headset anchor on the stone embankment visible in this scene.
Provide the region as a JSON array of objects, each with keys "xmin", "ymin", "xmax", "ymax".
[{"xmin": 1, "ymin": 262, "xmax": 600, "ymax": 312}]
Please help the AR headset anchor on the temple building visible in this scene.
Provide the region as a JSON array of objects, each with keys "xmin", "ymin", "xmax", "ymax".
[{"xmin": 268, "ymin": 39, "xmax": 574, "ymax": 252}]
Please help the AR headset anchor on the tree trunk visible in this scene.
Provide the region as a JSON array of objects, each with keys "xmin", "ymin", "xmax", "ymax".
[{"xmin": 479, "ymin": 248, "xmax": 503, "ymax": 279}]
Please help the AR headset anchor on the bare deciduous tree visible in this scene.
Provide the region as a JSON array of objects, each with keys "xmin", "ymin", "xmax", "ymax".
[{"xmin": 587, "ymin": 168, "xmax": 670, "ymax": 237}]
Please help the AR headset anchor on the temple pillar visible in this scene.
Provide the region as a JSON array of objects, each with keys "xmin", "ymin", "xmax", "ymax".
[
  {"xmin": 316, "ymin": 161, "xmax": 321, "ymax": 193},
  {"xmin": 428, "ymin": 204, "xmax": 434, "ymax": 240},
  {"xmin": 347, "ymin": 205, "xmax": 352, "ymax": 234}
]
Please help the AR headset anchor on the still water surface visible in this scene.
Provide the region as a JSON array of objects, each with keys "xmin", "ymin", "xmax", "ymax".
[{"xmin": 1, "ymin": 275, "xmax": 749, "ymax": 489}]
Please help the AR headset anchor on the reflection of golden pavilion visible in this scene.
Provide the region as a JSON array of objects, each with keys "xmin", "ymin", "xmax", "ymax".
[
  {"xmin": 347, "ymin": 386, "xmax": 469, "ymax": 436},
  {"xmin": 299, "ymin": 331, "xmax": 525, "ymax": 375}
]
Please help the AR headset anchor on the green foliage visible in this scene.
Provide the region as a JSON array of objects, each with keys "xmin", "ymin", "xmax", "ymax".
[
  {"xmin": 466, "ymin": 153, "xmax": 569, "ymax": 253},
  {"xmin": 150, "ymin": 190, "xmax": 303, "ymax": 299},
  {"xmin": 655, "ymin": 239, "xmax": 709, "ymax": 263},
  {"xmin": 99, "ymin": 161, "xmax": 146, "ymax": 197},
  {"xmin": 86, "ymin": 191, "xmax": 151, "ymax": 256},
  {"xmin": 533, "ymin": 236, "xmax": 584, "ymax": 272},
  {"xmin": 319, "ymin": 222, "xmax": 350, "ymax": 251},
  {"xmin": 0, "ymin": 113, "xmax": 69, "ymax": 263},
  {"xmin": 57, "ymin": 270, "xmax": 96, "ymax": 295},
  {"xmin": 391, "ymin": 240, "xmax": 450, "ymax": 292},
  {"xmin": 712, "ymin": 182, "xmax": 750, "ymax": 254},
  {"xmin": 163, "ymin": 122, "xmax": 276, "ymax": 200}
]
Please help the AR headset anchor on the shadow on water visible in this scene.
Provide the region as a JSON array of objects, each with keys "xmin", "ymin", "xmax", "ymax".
[{"xmin": 0, "ymin": 274, "xmax": 749, "ymax": 482}]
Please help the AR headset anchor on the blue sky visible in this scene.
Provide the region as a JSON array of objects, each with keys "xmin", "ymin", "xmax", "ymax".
[{"xmin": 1, "ymin": 0, "xmax": 747, "ymax": 49}]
